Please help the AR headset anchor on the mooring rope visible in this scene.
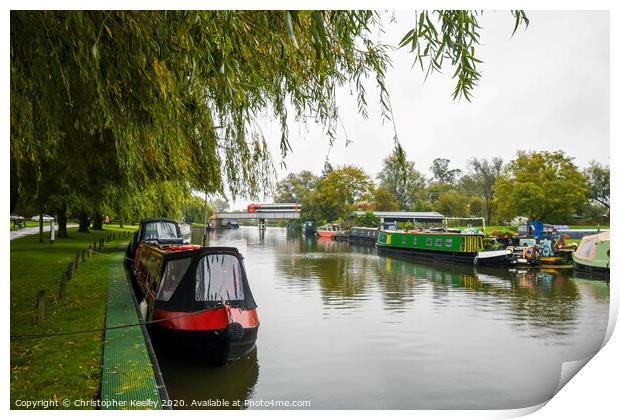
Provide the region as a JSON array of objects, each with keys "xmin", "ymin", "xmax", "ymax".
[{"xmin": 10, "ymin": 304, "xmax": 227, "ymax": 341}]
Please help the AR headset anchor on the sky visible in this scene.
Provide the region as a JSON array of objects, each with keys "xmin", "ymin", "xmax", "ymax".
[{"xmin": 211, "ymin": 11, "xmax": 609, "ymax": 211}]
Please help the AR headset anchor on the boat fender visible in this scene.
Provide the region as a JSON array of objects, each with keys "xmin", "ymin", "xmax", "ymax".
[
  {"xmin": 139, "ymin": 299, "xmax": 148, "ymax": 321},
  {"xmin": 226, "ymin": 322, "xmax": 244, "ymax": 341}
]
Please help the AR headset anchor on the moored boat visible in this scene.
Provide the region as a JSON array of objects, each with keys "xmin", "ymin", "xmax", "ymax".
[
  {"xmin": 302, "ymin": 221, "xmax": 317, "ymax": 235},
  {"xmin": 316, "ymin": 223, "xmax": 342, "ymax": 239},
  {"xmin": 572, "ymin": 231, "xmax": 610, "ymax": 278},
  {"xmin": 376, "ymin": 229, "xmax": 485, "ymax": 263},
  {"xmin": 124, "ymin": 218, "xmax": 259, "ymax": 364}
]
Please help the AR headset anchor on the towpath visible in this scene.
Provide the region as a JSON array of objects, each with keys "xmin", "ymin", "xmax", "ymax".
[{"xmin": 10, "ymin": 224, "xmax": 78, "ymax": 241}]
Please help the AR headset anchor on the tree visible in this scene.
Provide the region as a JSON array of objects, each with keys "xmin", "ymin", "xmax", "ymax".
[
  {"xmin": 377, "ymin": 152, "xmax": 426, "ymax": 210},
  {"xmin": 209, "ymin": 197, "xmax": 229, "ymax": 213},
  {"xmin": 182, "ymin": 195, "xmax": 214, "ymax": 225},
  {"xmin": 435, "ymin": 190, "xmax": 469, "ymax": 217},
  {"xmin": 274, "ymin": 171, "xmax": 319, "ymax": 203},
  {"xmin": 373, "ymin": 186, "xmax": 400, "ymax": 211},
  {"xmin": 310, "ymin": 166, "xmax": 374, "ymax": 222},
  {"xmin": 11, "ymin": 11, "xmax": 528, "ymax": 229},
  {"xmin": 464, "ymin": 157, "xmax": 503, "ymax": 223},
  {"xmin": 430, "ymin": 158, "xmax": 461, "ymax": 185},
  {"xmin": 353, "ymin": 212, "xmax": 381, "ymax": 227},
  {"xmin": 493, "ymin": 151, "xmax": 589, "ymax": 224},
  {"xmin": 584, "ymin": 161, "xmax": 610, "ymax": 209}
]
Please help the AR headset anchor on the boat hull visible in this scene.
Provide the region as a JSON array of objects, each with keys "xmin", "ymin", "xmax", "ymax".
[
  {"xmin": 377, "ymin": 243, "xmax": 478, "ymax": 263},
  {"xmin": 150, "ymin": 324, "xmax": 259, "ymax": 365},
  {"xmin": 573, "ymin": 260, "xmax": 610, "ymax": 279},
  {"xmin": 474, "ymin": 250, "xmax": 515, "ymax": 267},
  {"xmin": 317, "ymin": 230, "xmax": 338, "ymax": 239}
]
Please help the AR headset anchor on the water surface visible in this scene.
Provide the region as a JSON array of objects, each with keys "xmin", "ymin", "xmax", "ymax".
[{"xmin": 156, "ymin": 227, "xmax": 610, "ymax": 409}]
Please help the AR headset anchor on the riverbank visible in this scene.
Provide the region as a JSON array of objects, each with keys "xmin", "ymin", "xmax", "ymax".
[{"xmin": 10, "ymin": 224, "xmax": 138, "ymax": 408}]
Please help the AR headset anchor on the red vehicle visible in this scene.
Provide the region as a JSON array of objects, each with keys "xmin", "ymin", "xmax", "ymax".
[{"xmin": 124, "ymin": 218, "xmax": 259, "ymax": 364}]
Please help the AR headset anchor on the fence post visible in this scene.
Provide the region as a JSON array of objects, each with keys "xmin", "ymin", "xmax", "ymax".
[
  {"xmin": 58, "ymin": 272, "xmax": 67, "ymax": 300},
  {"xmin": 93, "ymin": 240, "xmax": 97, "ymax": 250},
  {"xmin": 68, "ymin": 262, "xmax": 74, "ymax": 280},
  {"xmin": 82, "ymin": 248, "xmax": 86, "ymax": 263},
  {"xmin": 36, "ymin": 290, "xmax": 46, "ymax": 324},
  {"xmin": 74, "ymin": 253, "xmax": 80, "ymax": 271},
  {"xmin": 88, "ymin": 244, "xmax": 93, "ymax": 258}
]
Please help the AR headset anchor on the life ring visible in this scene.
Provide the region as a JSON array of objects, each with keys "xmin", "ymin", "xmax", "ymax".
[{"xmin": 524, "ymin": 246, "xmax": 535, "ymax": 259}]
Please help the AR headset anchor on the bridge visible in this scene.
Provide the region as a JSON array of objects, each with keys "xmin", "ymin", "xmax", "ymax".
[
  {"xmin": 215, "ymin": 211, "xmax": 301, "ymax": 220},
  {"xmin": 214, "ymin": 210, "xmax": 300, "ymax": 229}
]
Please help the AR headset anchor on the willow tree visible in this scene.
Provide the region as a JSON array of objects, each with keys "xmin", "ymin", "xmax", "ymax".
[{"xmin": 10, "ymin": 11, "xmax": 528, "ymax": 221}]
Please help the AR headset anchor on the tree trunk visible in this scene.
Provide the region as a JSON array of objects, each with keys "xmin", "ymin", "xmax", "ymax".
[
  {"xmin": 78, "ymin": 212, "xmax": 90, "ymax": 233},
  {"xmin": 57, "ymin": 207, "xmax": 68, "ymax": 238},
  {"xmin": 92, "ymin": 212, "xmax": 103, "ymax": 230},
  {"xmin": 38, "ymin": 213, "xmax": 44, "ymax": 243}
]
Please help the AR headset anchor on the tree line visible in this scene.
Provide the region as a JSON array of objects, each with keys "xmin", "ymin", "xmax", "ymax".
[
  {"xmin": 10, "ymin": 11, "xmax": 529, "ymax": 240},
  {"xmin": 273, "ymin": 150, "xmax": 609, "ymax": 226}
]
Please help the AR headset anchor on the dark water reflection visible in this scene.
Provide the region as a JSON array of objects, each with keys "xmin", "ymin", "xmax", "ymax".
[{"xmin": 156, "ymin": 227, "xmax": 610, "ymax": 409}]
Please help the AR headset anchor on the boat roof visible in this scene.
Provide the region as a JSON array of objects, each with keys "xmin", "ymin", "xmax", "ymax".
[
  {"xmin": 140, "ymin": 217, "xmax": 179, "ymax": 224},
  {"xmin": 140, "ymin": 242, "xmax": 243, "ymax": 258}
]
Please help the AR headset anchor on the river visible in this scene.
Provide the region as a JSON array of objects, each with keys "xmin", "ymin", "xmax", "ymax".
[{"xmin": 154, "ymin": 227, "xmax": 610, "ymax": 409}]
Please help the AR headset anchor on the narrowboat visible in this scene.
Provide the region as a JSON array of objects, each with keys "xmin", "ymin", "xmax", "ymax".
[
  {"xmin": 124, "ymin": 218, "xmax": 259, "ymax": 364},
  {"xmin": 376, "ymin": 228, "xmax": 515, "ymax": 266},
  {"xmin": 572, "ymin": 231, "xmax": 610, "ymax": 278},
  {"xmin": 316, "ymin": 223, "xmax": 342, "ymax": 239},
  {"xmin": 301, "ymin": 221, "xmax": 317, "ymax": 235}
]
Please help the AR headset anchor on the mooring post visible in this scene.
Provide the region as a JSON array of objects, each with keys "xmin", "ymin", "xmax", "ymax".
[
  {"xmin": 58, "ymin": 272, "xmax": 67, "ymax": 300},
  {"xmin": 68, "ymin": 262, "xmax": 74, "ymax": 280},
  {"xmin": 36, "ymin": 290, "xmax": 46, "ymax": 324},
  {"xmin": 74, "ymin": 253, "xmax": 80, "ymax": 271},
  {"xmin": 88, "ymin": 244, "xmax": 93, "ymax": 258},
  {"xmin": 82, "ymin": 248, "xmax": 86, "ymax": 263}
]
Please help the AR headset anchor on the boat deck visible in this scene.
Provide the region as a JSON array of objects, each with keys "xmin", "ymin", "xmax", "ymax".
[{"xmin": 100, "ymin": 252, "xmax": 167, "ymax": 409}]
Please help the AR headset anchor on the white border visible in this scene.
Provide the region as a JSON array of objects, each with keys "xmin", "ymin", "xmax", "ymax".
[{"xmin": 3, "ymin": 1, "xmax": 616, "ymax": 419}]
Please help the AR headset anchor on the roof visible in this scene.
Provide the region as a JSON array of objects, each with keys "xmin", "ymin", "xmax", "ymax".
[
  {"xmin": 141, "ymin": 217, "xmax": 179, "ymax": 224},
  {"xmin": 353, "ymin": 211, "xmax": 444, "ymax": 219}
]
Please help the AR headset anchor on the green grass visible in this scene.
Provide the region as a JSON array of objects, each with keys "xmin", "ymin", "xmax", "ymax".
[
  {"xmin": 10, "ymin": 220, "xmax": 51, "ymax": 231},
  {"xmin": 10, "ymin": 224, "xmax": 138, "ymax": 408}
]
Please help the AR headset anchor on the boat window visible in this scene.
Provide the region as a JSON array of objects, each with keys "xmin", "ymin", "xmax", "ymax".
[
  {"xmin": 195, "ymin": 254, "xmax": 244, "ymax": 302},
  {"xmin": 143, "ymin": 221, "xmax": 179, "ymax": 241},
  {"xmin": 575, "ymin": 238, "xmax": 596, "ymax": 259},
  {"xmin": 413, "ymin": 237, "xmax": 417, "ymax": 245},
  {"xmin": 157, "ymin": 258, "xmax": 192, "ymax": 301},
  {"xmin": 426, "ymin": 238, "xmax": 433, "ymax": 246},
  {"xmin": 435, "ymin": 238, "xmax": 443, "ymax": 247},
  {"xmin": 445, "ymin": 239, "xmax": 453, "ymax": 248}
]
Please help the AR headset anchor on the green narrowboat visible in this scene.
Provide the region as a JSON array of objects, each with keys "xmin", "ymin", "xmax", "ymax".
[
  {"xmin": 376, "ymin": 230, "xmax": 486, "ymax": 263},
  {"xmin": 572, "ymin": 231, "xmax": 610, "ymax": 278}
]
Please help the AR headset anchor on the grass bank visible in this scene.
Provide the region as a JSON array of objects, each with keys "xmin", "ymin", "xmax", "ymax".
[
  {"xmin": 10, "ymin": 224, "xmax": 138, "ymax": 408},
  {"xmin": 10, "ymin": 220, "xmax": 51, "ymax": 231}
]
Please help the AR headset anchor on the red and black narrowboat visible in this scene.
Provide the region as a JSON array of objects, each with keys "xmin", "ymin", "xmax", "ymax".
[{"xmin": 124, "ymin": 218, "xmax": 259, "ymax": 364}]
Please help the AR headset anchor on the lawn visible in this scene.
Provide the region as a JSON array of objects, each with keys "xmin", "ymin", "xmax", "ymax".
[
  {"xmin": 10, "ymin": 224, "xmax": 138, "ymax": 408},
  {"xmin": 10, "ymin": 220, "xmax": 51, "ymax": 231}
]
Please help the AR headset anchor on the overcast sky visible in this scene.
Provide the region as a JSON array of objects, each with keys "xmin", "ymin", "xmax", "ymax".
[{"xmin": 228, "ymin": 11, "xmax": 610, "ymax": 210}]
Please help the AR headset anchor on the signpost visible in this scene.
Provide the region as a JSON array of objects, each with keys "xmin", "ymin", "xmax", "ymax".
[{"xmin": 50, "ymin": 218, "xmax": 55, "ymax": 245}]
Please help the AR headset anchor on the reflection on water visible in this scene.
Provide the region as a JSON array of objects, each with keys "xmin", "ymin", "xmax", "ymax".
[
  {"xmin": 156, "ymin": 227, "xmax": 610, "ymax": 409},
  {"xmin": 157, "ymin": 347, "xmax": 258, "ymax": 410}
]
